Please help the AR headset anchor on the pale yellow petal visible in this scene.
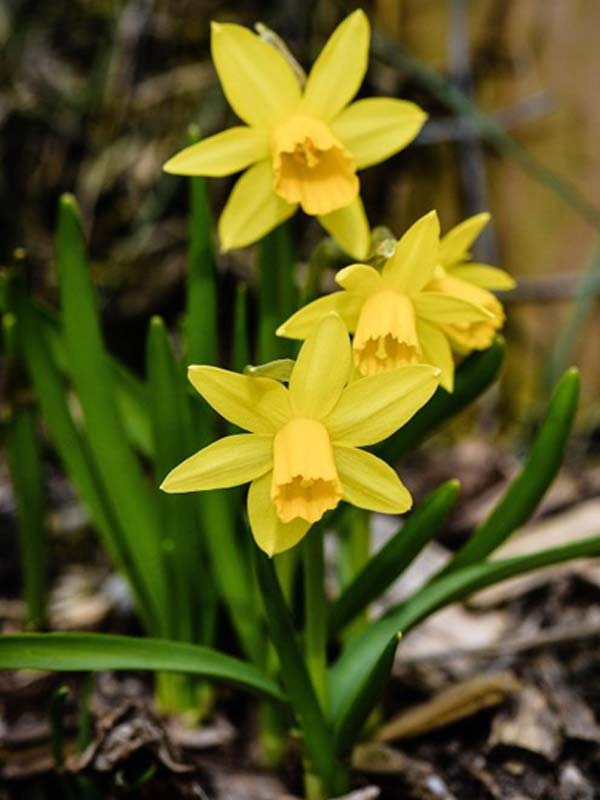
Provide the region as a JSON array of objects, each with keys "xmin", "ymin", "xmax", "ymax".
[
  {"xmin": 218, "ymin": 161, "xmax": 297, "ymax": 251},
  {"xmin": 289, "ymin": 313, "xmax": 351, "ymax": 418},
  {"xmin": 163, "ymin": 127, "xmax": 268, "ymax": 177},
  {"xmin": 302, "ymin": 10, "xmax": 369, "ymax": 121},
  {"xmin": 439, "ymin": 212, "xmax": 490, "ymax": 266},
  {"xmin": 247, "ymin": 471, "xmax": 311, "ymax": 556},
  {"xmin": 211, "ymin": 22, "xmax": 301, "ymax": 126},
  {"xmin": 332, "ymin": 98, "xmax": 427, "ymax": 169},
  {"xmin": 318, "ymin": 195, "xmax": 370, "ymax": 259},
  {"xmin": 449, "ymin": 263, "xmax": 516, "ymax": 291},
  {"xmin": 414, "ymin": 292, "xmax": 494, "ymax": 324},
  {"xmin": 335, "ymin": 445, "xmax": 412, "ymax": 514},
  {"xmin": 335, "ymin": 263, "xmax": 382, "ymax": 294},
  {"xmin": 326, "ymin": 364, "xmax": 439, "ymax": 446},
  {"xmin": 161, "ymin": 434, "xmax": 272, "ymax": 493},
  {"xmin": 277, "ymin": 292, "xmax": 363, "ymax": 339},
  {"xmin": 188, "ymin": 365, "xmax": 291, "ymax": 434},
  {"xmin": 416, "ymin": 319, "xmax": 454, "ymax": 392},
  {"xmin": 382, "ymin": 210, "xmax": 439, "ymax": 293}
]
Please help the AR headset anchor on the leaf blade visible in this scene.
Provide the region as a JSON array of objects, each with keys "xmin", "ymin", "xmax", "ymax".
[{"xmin": 0, "ymin": 633, "xmax": 283, "ymax": 701}]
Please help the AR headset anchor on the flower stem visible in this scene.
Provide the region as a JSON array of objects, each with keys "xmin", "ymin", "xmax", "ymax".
[{"xmin": 303, "ymin": 526, "xmax": 327, "ymax": 711}]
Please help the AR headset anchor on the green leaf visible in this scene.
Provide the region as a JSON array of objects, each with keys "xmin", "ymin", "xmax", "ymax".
[
  {"xmin": 253, "ymin": 548, "xmax": 348, "ymax": 797},
  {"xmin": 329, "ymin": 531, "xmax": 600, "ymax": 737},
  {"xmin": 55, "ymin": 194, "xmax": 167, "ymax": 634},
  {"xmin": 258, "ymin": 223, "xmax": 297, "ymax": 362},
  {"xmin": 9, "ymin": 278, "xmax": 153, "ymax": 624},
  {"xmin": 439, "ymin": 368, "xmax": 580, "ymax": 576},
  {"xmin": 147, "ymin": 316, "xmax": 212, "ymax": 643},
  {"xmin": 377, "ymin": 339, "xmax": 505, "ymax": 463},
  {"xmin": 328, "ymin": 480, "xmax": 460, "ymax": 638},
  {"xmin": 333, "ymin": 636, "xmax": 398, "ymax": 755},
  {"xmin": 0, "ymin": 633, "xmax": 284, "ymax": 701},
  {"xmin": 184, "ymin": 126, "xmax": 217, "ymax": 366},
  {"xmin": 5, "ymin": 397, "xmax": 47, "ymax": 629},
  {"xmin": 31, "ymin": 299, "xmax": 153, "ymax": 458}
]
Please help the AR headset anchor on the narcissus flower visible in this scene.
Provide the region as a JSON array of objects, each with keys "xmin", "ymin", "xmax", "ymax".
[
  {"xmin": 161, "ymin": 314, "xmax": 439, "ymax": 556},
  {"xmin": 278, "ymin": 211, "xmax": 495, "ymax": 392},
  {"xmin": 426, "ymin": 212, "xmax": 516, "ymax": 352},
  {"xmin": 163, "ymin": 10, "xmax": 426, "ymax": 259}
]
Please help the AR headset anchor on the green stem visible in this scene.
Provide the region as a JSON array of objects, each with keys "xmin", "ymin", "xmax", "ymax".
[
  {"xmin": 303, "ymin": 527, "xmax": 327, "ymax": 711},
  {"xmin": 340, "ymin": 510, "xmax": 371, "ymax": 639}
]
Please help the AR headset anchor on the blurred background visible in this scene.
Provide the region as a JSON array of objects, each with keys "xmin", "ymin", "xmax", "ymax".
[{"xmin": 2, "ymin": 0, "xmax": 600, "ymax": 423}]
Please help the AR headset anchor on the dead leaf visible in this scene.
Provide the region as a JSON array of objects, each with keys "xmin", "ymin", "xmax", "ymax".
[{"xmin": 377, "ymin": 671, "xmax": 520, "ymax": 742}]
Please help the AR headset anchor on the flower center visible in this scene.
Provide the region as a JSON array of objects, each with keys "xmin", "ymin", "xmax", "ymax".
[
  {"xmin": 271, "ymin": 418, "xmax": 342, "ymax": 524},
  {"xmin": 271, "ymin": 115, "xmax": 358, "ymax": 215},
  {"xmin": 353, "ymin": 290, "xmax": 422, "ymax": 376}
]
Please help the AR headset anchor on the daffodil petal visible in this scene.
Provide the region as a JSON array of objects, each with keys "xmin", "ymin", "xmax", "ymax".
[
  {"xmin": 382, "ymin": 210, "xmax": 440, "ymax": 293},
  {"xmin": 188, "ymin": 365, "xmax": 291, "ymax": 434},
  {"xmin": 439, "ymin": 212, "xmax": 490, "ymax": 266},
  {"xmin": 335, "ymin": 445, "xmax": 412, "ymax": 514},
  {"xmin": 302, "ymin": 10, "xmax": 369, "ymax": 121},
  {"xmin": 277, "ymin": 292, "xmax": 363, "ymax": 339},
  {"xmin": 414, "ymin": 292, "xmax": 494, "ymax": 324},
  {"xmin": 416, "ymin": 319, "xmax": 454, "ymax": 392},
  {"xmin": 289, "ymin": 313, "xmax": 351, "ymax": 418},
  {"xmin": 449, "ymin": 263, "xmax": 516, "ymax": 291},
  {"xmin": 211, "ymin": 22, "xmax": 301, "ymax": 126},
  {"xmin": 163, "ymin": 127, "xmax": 268, "ymax": 177},
  {"xmin": 218, "ymin": 161, "xmax": 297, "ymax": 251},
  {"xmin": 335, "ymin": 263, "xmax": 382, "ymax": 294},
  {"xmin": 161, "ymin": 434, "xmax": 272, "ymax": 493},
  {"xmin": 332, "ymin": 98, "xmax": 427, "ymax": 169},
  {"xmin": 247, "ymin": 471, "xmax": 311, "ymax": 556},
  {"xmin": 318, "ymin": 195, "xmax": 370, "ymax": 259},
  {"xmin": 326, "ymin": 364, "xmax": 439, "ymax": 447}
]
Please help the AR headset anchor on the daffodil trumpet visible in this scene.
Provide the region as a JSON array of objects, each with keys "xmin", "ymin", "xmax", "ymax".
[
  {"xmin": 163, "ymin": 10, "xmax": 426, "ymax": 259},
  {"xmin": 278, "ymin": 210, "xmax": 509, "ymax": 392},
  {"xmin": 430, "ymin": 212, "xmax": 516, "ymax": 352},
  {"xmin": 161, "ymin": 313, "xmax": 439, "ymax": 556}
]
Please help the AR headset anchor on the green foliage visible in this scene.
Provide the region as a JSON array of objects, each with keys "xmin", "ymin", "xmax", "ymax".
[
  {"xmin": 55, "ymin": 195, "xmax": 168, "ymax": 634},
  {"xmin": 0, "ymin": 633, "xmax": 283, "ymax": 701}
]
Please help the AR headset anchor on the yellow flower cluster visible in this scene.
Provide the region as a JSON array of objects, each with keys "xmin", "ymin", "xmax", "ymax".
[{"xmin": 161, "ymin": 11, "xmax": 515, "ymax": 555}]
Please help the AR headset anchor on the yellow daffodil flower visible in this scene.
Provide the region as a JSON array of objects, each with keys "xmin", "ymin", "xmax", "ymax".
[
  {"xmin": 277, "ymin": 211, "xmax": 495, "ymax": 392},
  {"xmin": 163, "ymin": 10, "xmax": 426, "ymax": 259},
  {"xmin": 426, "ymin": 212, "xmax": 516, "ymax": 352},
  {"xmin": 161, "ymin": 314, "xmax": 439, "ymax": 556}
]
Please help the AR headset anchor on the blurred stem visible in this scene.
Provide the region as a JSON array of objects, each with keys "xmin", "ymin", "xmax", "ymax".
[
  {"xmin": 303, "ymin": 527, "xmax": 327, "ymax": 711},
  {"xmin": 258, "ymin": 223, "xmax": 296, "ymax": 362},
  {"xmin": 339, "ymin": 510, "xmax": 371, "ymax": 639},
  {"xmin": 6, "ymin": 404, "xmax": 47, "ymax": 631}
]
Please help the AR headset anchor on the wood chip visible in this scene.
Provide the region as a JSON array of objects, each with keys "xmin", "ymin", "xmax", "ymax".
[{"xmin": 489, "ymin": 686, "xmax": 562, "ymax": 760}]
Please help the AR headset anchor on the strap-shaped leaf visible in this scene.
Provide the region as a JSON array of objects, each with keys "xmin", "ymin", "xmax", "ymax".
[
  {"xmin": 55, "ymin": 195, "xmax": 168, "ymax": 634},
  {"xmin": 377, "ymin": 338, "xmax": 505, "ymax": 462},
  {"xmin": 333, "ymin": 636, "xmax": 398, "ymax": 755},
  {"xmin": 329, "ymin": 532, "xmax": 600, "ymax": 740},
  {"xmin": 328, "ymin": 480, "xmax": 460, "ymax": 637},
  {"xmin": 253, "ymin": 548, "xmax": 348, "ymax": 797},
  {"xmin": 439, "ymin": 367, "xmax": 580, "ymax": 576},
  {"xmin": 147, "ymin": 317, "xmax": 214, "ymax": 644},
  {"xmin": 0, "ymin": 634, "xmax": 283, "ymax": 701},
  {"xmin": 9, "ymin": 278, "xmax": 155, "ymax": 628}
]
